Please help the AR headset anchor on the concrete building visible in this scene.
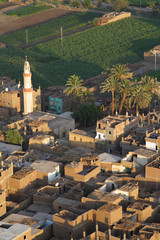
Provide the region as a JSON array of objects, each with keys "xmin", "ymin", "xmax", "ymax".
[
  {"xmin": 145, "ymin": 128, "xmax": 160, "ymax": 151},
  {"xmin": 82, "ymin": 190, "xmax": 123, "ymax": 209},
  {"xmin": 69, "ymin": 129, "xmax": 95, "ymax": 149},
  {"xmin": 0, "ymin": 162, "xmax": 13, "ymax": 195},
  {"xmin": 95, "ymin": 115, "xmax": 138, "ymax": 153},
  {"xmin": 41, "ymin": 85, "xmax": 73, "ymax": 113},
  {"xmin": 5, "ymin": 111, "xmax": 75, "ymax": 139},
  {"xmin": 0, "ymin": 190, "xmax": 6, "ymax": 217},
  {"xmin": 111, "ymin": 182, "xmax": 139, "ymax": 201},
  {"xmin": 9, "ymin": 160, "xmax": 61, "ymax": 195},
  {"xmin": 0, "ymin": 221, "xmax": 31, "ymax": 240},
  {"xmin": 127, "ymin": 201, "xmax": 153, "ymax": 222},
  {"xmin": 30, "ymin": 160, "xmax": 61, "ymax": 184},
  {"xmin": 0, "ymin": 59, "xmax": 41, "ymax": 116},
  {"xmin": 145, "ymin": 157, "xmax": 160, "ymax": 190}
]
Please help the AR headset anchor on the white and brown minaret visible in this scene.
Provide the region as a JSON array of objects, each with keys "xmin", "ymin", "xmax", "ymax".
[{"xmin": 23, "ymin": 56, "xmax": 33, "ymax": 115}]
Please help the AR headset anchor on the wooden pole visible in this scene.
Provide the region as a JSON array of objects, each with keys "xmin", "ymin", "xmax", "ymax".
[
  {"xmin": 61, "ymin": 26, "xmax": 63, "ymax": 48},
  {"xmin": 26, "ymin": 29, "xmax": 28, "ymax": 45}
]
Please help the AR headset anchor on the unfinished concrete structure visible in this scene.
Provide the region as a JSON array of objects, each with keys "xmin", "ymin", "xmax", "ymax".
[
  {"xmin": 95, "ymin": 115, "xmax": 138, "ymax": 153},
  {"xmin": 96, "ymin": 12, "xmax": 131, "ymax": 26}
]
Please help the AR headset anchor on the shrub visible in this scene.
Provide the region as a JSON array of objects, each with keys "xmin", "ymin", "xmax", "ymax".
[
  {"xmin": 70, "ymin": 0, "xmax": 81, "ymax": 8},
  {"xmin": 83, "ymin": 0, "xmax": 91, "ymax": 8},
  {"xmin": 113, "ymin": 0, "xmax": 129, "ymax": 11}
]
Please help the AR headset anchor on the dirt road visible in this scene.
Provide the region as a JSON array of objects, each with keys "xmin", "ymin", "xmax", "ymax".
[{"xmin": 0, "ymin": 7, "xmax": 79, "ymax": 36}]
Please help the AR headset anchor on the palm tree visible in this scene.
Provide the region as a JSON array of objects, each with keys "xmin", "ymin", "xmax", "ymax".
[
  {"xmin": 118, "ymin": 79, "xmax": 131, "ymax": 114},
  {"xmin": 63, "ymin": 75, "xmax": 84, "ymax": 100},
  {"xmin": 100, "ymin": 75, "xmax": 118, "ymax": 116},
  {"xmin": 80, "ymin": 89, "xmax": 94, "ymax": 104},
  {"xmin": 129, "ymin": 84, "xmax": 152, "ymax": 115},
  {"xmin": 141, "ymin": 75, "xmax": 158, "ymax": 94},
  {"xmin": 110, "ymin": 64, "xmax": 130, "ymax": 81}
]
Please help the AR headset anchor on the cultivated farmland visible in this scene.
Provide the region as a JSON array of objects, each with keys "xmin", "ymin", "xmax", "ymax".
[
  {"xmin": 5, "ymin": 5, "xmax": 51, "ymax": 17},
  {"xmin": 1, "ymin": 17, "xmax": 160, "ymax": 89},
  {"xmin": 0, "ymin": 12, "xmax": 102, "ymax": 47}
]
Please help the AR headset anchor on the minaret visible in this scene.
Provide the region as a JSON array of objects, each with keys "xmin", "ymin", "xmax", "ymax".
[{"xmin": 23, "ymin": 56, "xmax": 33, "ymax": 114}]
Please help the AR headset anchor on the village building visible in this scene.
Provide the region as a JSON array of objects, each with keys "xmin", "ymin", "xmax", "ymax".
[
  {"xmin": 64, "ymin": 161, "xmax": 100, "ymax": 182},
  {"xmin": 0, "ymin": 222, "xmax": 31, "ymax": 240},
  {"xmin": 95, "ymin": 114, "xmax": 138, "ymax": 153},
  {"xmin": 42, "ymin": 85, "xmax": 73, "ymax": 114},
  {"xmin": 0, "ymin": 161, "xmax": 13, "ymax": 195},
  {"xmin": 111, "ymin": 182, "xmax": 139, "ymax": 201},
  {"xmin": 145, "ymin": 156, "xmax": 160, "ymax": 190},
  {"xmin": 69, "ymin": 129, "xmax": 96, "ymax": 149},
  {"xmin": 5, "ymin": 111, "xmax": 75, "ymax": 139}
]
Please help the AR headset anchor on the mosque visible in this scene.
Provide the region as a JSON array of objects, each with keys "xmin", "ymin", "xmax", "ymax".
[{"xmin": 0, "ymin": 58, "xmax": 41, "ymax": 116}]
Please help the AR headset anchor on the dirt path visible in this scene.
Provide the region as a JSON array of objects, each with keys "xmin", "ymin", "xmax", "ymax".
[
  {"xmin": 0, "ymin": 7, "xmax": 81, "ymax": 36},
  {"xmin": 20, "ymin": 24, "xmax": 92, "ymax": 49}
]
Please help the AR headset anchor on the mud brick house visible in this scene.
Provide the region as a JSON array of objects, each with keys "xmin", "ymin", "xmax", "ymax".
[{"xmin": 64, "ymin": 161, "xmax": 100, "ymax": 182}]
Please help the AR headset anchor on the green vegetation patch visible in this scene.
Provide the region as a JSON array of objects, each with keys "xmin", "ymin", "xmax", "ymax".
[
  {"xmin": 1, "ymin": 17, "xmax": 160, "ymax": 89},
  {"xmin": 0, "ymin": 12, "xmax": 102, "ymax": 47},
  {"xmin": 109, "ymin": 0, "xmax": 160, "ymax": 7},
  {"xmin": 5, "ymin": 5, "xmax": 51, "ymax": 17}
]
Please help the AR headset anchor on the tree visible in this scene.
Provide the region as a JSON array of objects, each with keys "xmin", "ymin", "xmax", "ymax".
[
  {"xmin": 118, "ymin": 79, "xmax": 131, "ymax": 114},
  {"xmin": 110, "ymin": 64, "xmax": 130, "ymax": 81},
  {"xmin": 64, "ymin": 75, "xmax": 84, "ymax": 100},
  {"xmin": 129, "ymin": 84, "xmax": 152, "ymax": 115},
  {"xmin": 141, "ymin": 75, "xmax": 158, "ymax": 94},
  {"xmin": 100, "ymin": 75, "xmax": 118, "ymax": 116},
  {"xmin": 112, "ymin": 0, "xmax": 129, "ymax": 11},
  {"xmin": 5, "ymin": 129, "xmax": 23, "ymax": 145},
  {"xmin": 69, "ymin": 0, "xmax": 81, "ymax": 8},
  {"xmin": 72, "ymin": 104, "xmax": 102, "ymax": 127},
  {"xmin": 83, "ymin": 0, "xmax": 91, "ymax": 8},
  {"xmin": 80, "ymin": 89, "xmax": 94, "ymax": 104}
]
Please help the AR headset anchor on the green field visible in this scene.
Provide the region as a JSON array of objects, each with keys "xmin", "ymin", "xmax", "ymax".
[
  {"xmin": 128, "ymin": 0, "xmax": 159, "ymax": 7},
  {"xmin": 0, "ymin": 12, "xmax": 102, "ymax": 47},
  {"xmin": 5, "ymin": 5, "xmax": 51, "ymax": 17},
  {"xmin": 1, "ymin": 17, "xmax": 160, "ymax": 89},
  {"xmin": 109, "ymin": 0, "xmax": 160, "ymax": 7}
]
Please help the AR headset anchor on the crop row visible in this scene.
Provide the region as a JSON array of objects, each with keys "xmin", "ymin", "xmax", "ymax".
[
  {"xmin": 0, "ymin": 12, "xmax": 102, "ymax": 47},
  {"xmin": 0, "ymin": 17, "xmax": 160, "ymax": 89},
  {"xmin": 5, "ymin": 5, "xmax": 51, "ymax": 17}
]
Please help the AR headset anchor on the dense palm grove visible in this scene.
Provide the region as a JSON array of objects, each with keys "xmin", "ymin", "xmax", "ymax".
[{"xmin": 64, "ymin": 64, "xmax": 159, "ymax": 125}]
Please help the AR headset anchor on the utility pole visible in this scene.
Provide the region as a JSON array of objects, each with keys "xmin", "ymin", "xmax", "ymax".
[
  {"xmin": 60, "ymin": 26, "xmax": 63, "ymax": 48},
  {"xmin": 155, "ymin": 51, "xmax": 157, "ymax": 71},
  {"xmin": 26, "ymin": 29, "xmax": 28, "ymax": 45}
]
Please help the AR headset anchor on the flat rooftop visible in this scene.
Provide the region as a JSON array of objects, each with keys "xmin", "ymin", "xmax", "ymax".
[
  {"xmin": 53, "ymin": 197, "xmax": 80, "ymax": 207},
  {"xmin": 133, "ymin": 148, "xmax": 157, "ymax": 158},
  {"xmin": 11, "ymin": 167, "xmax": 34, "ymax": 179},
  {"xmin": 114, "ymin": 220, "xmax": 140, "ymax": 231},
  {"xmin": 66, "ymin": 161, "xmax": 82, "ymax": 169},
  {"xmin": 30, "ymin": 160, "xmax": 60, "ymax": 173},
  {"xmin": 98, "ymin": 203, "xmax": 121, "ymax": 212},
  {"xmin": 118, "ymin": 182, "xmax": 138, "ymax": 192},
  {"xmin": 128, "ymin": 201, "xmax": 150, "ymax": 211},
  {"xmin": 0, "ymin": 142, "xmax": 21, "ymax": 155},
  {"xmin": 57, "ymin": 210, "xmax": 79, "ymax": 221},
  {"xmin": 25, "ymin": 111, "xmax": 74, "ymax": 130},
  {"xmin": 87, "ymin": 190, "xmax": 122, "ymax": 202},
  {"xmin": 99, "ymin": 153, "xmax": 121, "ymax": 163},
  {"xmin": 147, "ymin": 158, "xmax": 160, "ymax": 168},
  {"xmin": 0, "ymin": 222, "xmax": 30, "ymax": 240}
]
